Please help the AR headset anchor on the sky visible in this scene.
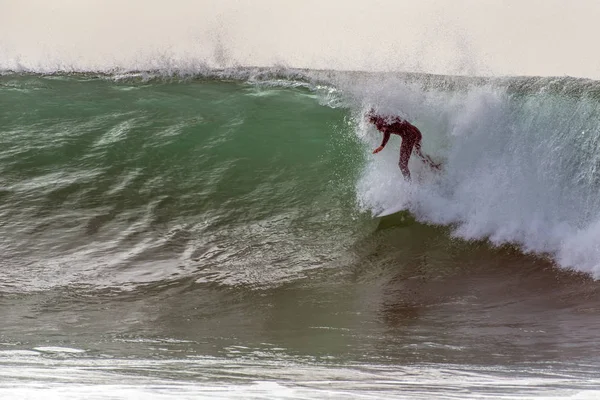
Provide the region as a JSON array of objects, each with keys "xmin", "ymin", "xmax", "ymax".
[{"xmin": 1, "ymin": 0, "xmax": 600, "ymax": 79}]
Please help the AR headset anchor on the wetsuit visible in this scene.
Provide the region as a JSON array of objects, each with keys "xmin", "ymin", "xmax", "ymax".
[{"xmin": 370, "ymin": 115, "xmax": 438, "ymax": 180}]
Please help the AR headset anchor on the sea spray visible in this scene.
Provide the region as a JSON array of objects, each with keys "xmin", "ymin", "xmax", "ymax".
[{"xmin": 342, "ymin": 74, "xmax": 600, "ymax": 276}]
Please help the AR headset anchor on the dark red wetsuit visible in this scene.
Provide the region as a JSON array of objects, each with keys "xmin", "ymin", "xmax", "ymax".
[{"xmin": 369, "ymin": 115, "xmax": 438, "ymax": 180}]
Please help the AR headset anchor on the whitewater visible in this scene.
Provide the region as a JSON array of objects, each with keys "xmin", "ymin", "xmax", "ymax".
[{"xmin": 343, "ymin": 72, "xmax": 600, "ymax": 277}]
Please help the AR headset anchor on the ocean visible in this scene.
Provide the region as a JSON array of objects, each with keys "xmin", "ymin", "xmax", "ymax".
[{"xmin": 1, "ymin": 67, "xmax": 600, "ymax": 399}]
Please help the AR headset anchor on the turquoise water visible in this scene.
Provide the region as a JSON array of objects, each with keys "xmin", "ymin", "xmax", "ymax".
[{"xmin": 1, "ymin": 70, "xmax": 600, "ymax": 399}]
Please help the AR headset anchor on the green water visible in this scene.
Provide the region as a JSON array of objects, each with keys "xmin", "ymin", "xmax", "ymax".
[{"xmin": 1, "ymin": 76, "xmax": 369, "ymax": 290}]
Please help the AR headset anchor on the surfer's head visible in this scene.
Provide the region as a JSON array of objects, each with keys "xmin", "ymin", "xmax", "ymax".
[
  {"xmin": 366, "ymin": 108, "xmax": 382, "ymax": 125},
  {"xmin": 366, "ymin": 108, "xmax": 377, "ymax": 122},
  {"xmin": 366, "ymin": 109, "xmax": 387, "ymax": 131}
]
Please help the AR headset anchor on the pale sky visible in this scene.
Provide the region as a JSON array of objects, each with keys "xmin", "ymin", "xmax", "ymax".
[{"xmin": 1, "ymin": 0, "xmax": 600, "ymax": 79}]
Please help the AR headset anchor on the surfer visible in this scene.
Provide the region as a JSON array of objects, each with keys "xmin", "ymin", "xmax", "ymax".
[{"xmin": 367, "ymin": 110, "xmax": 440, "ymax": 181}]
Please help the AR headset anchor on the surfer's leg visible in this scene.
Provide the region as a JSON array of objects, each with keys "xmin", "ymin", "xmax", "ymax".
[
  {"xmin": 399, "ymin": 137, "xmax": 415, "ymax": 181},
  {"xmin": 414, "ymin": 140, "xmax": 441, "ymax": 170}
]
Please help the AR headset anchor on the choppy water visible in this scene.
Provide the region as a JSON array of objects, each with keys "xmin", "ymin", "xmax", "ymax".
[{"xmin": 1, "ymin": 68, "xmax": 600, "ymax": 399}]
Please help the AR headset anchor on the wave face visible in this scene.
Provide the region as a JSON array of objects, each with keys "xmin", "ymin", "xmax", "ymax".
[
  {"xmin": 0, "ymin": 71, "xmax": 365, "ymax": 291},
  {"xmin": 1, "ymin": 68, "xmax": 600, "ymax": 290}
]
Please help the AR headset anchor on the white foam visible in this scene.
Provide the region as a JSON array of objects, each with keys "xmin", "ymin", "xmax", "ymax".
[
  {"xmin": 33, "ymin": 347, "xmax": 86, "ymax": 354},
  {"xmin": 349, "ymin": 75, "xmax": 600, "ymax": 277}
]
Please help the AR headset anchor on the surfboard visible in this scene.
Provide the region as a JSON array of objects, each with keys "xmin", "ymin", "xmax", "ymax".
[
  {"xmin": 375, "ymin": 209, "xmax": 415, "ymax": 229},
  {"xmin": 375, "ymin": 202, "xmax": 408, "ymax": 218}
]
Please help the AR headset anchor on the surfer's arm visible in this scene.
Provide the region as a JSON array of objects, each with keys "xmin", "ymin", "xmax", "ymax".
[{"xmin": 373, "ymin": 132, "xmax": 390, "ymax": 154}]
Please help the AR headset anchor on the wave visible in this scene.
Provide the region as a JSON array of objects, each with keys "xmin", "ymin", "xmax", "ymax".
[{"xmin": 2, "ymin": 67, "xmax": 600, "ymax": 289}]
